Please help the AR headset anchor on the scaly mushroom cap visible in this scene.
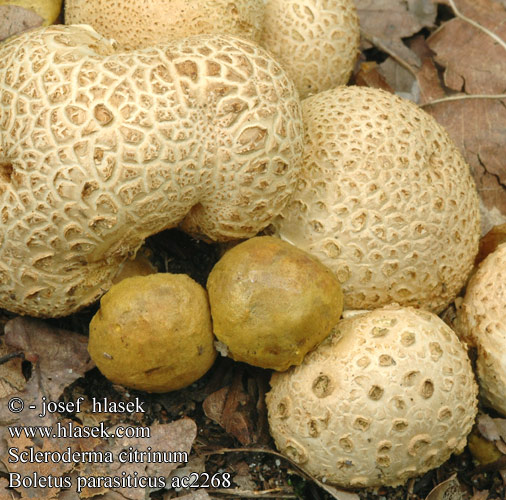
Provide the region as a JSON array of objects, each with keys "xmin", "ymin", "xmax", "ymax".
[
  {"xmin": 261, "ymin": 0, "xmax": 360, "ymax": 98},
  {"xmin": 65, "ymin": 0, "xmax": 265, "ymax": 50},
  {"xmin": 270, "ymin": 86, "xmax": 480, "ymax": 313},
  {"xmin": 457, "ymin": 243, "xmax": 506, "ymax": 415},
  {"xmin": 266, "ymin": 306, "xmax": 478, "ymax": 488},
  {"xmin": 0, "ymin": 25, "xmax": 303, "ymax": 317}
]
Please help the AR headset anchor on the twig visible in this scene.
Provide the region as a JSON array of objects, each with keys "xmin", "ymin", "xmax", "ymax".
[
  {"xmin": 448, "ymin": 0, "xmax": 506, "ymax": 50},
  {"xmin": 211, "ymin": 488, "xmax": 297, "ymax": 498},
  {"xmin": 421, "ymin": 93, "xmax": 506, "ymax": 107},
  {"xmin": 360, "ymin": 29, "xmax": 418, "ymax": 77},
  {"xmin": 0, "ymin": 351, "xmax": 24, "ymax": 365}
]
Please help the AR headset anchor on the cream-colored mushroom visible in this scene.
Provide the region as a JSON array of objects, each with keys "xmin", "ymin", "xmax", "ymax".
[
  {"xmin": 269, "ymin": 86, "xmax": 481, "ymax": 313},
  {"xmin": 457, "ymin": 242, "xmax": 506, "ymax": 415},
  {"xmin": 64, "ymin": 0, "xmax": 265, "ymax": 50},
  {"xmin": 0, "ymin": 25, "xmax": 303, "ymax": 317},
  {"xmin": 266, "ymin": 305, "xmax": 478, "ymax": 488},
  {"xmin": 261, "ymin": 0, "xmax": 360, "ymax": 98}
]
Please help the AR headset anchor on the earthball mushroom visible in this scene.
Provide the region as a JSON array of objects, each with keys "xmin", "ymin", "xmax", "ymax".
[
  {"xmin": 261, "ymin": 0, "xmax": 360, "ymax": 98},
  {"xmin": 88, "ymin": 273, "xmax": 217, "ymax": 393},
  {"xmin": 266, "ymin": 306, "xmax": 478, "ymax": 488},
  {"xmin": 64, "ymin": 0, "xmax": 265, "ymax": 50},
  {"xmin": 269, "ymin": 86, "xmax": 481, "ymax": 313},
  {"xmin": 0, "ymin": 25, "xmax": 303, "ymax": 317},
  {"xmin": 457, "ymin": 242, "xmax": 506, "ymax": 415},
  {"xmin": 207, "ymin": 236, "xmax": 343, "ymax": 371}
]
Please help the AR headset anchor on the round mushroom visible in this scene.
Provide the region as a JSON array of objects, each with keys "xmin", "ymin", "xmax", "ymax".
[
  {"xmin": 457, "ymin": 242, "xmax": 506, "ymax": 415},
  {"xmin": 269, "ymin": 86, "xmax": 481, "ymax": 313},
  {"xmin": 261, "ymin": 0, "xmax": 360, "ymax": 98},
  {"xmin": 266, "ymin": 305, "xmax": 478, "ymax": 488},
  {"xmin": 207, "ymin": 236, "xmax": 343, "ymax": 371},
  {"xmin": 88, "ymin": 273, "xmax": 217, "ymax": 393},
  {"xmin": 64, "ymin": 0, "xmax": 265, "ymax": 50},
  {"xmin": 0, "ymin": 25, "xmax": 303, "ymax": 317}
]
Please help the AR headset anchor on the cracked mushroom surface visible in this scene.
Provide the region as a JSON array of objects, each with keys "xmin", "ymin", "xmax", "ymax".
[
  {"xmin": 0, "ymin": 25, "xmax": 303, "ymax": 317},
  {"xmin": 65, "ymin": 0, "xmax": 265, "ymax": 50},
  {"xmin": 266, "ymin": 305, "xmax": 478, "ymax": 488},
  {"xmin": 457, "ymin": 242, "xmax": 506, "ymax": 415},
  {"xmin": 269, "ymin": 86, "xmax": 481, "ymax": 313},
  {"xmin": 261, "ymin": 0, "xmax": 360, "ymax": 98}
]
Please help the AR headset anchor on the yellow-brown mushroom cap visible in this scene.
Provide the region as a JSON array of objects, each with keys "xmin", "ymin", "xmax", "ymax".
[
  {"xmin": 207, "ymin": 236, "xmax": 343, "ymax": 371},
  {"xmin": 88, "ymin": 273, "xmax": 217, "ymax": 393}
]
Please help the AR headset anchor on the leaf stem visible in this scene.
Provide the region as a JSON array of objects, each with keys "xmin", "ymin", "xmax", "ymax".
[
  {"xmin": 448, "ymin": 0, "xmax": 506, "ymax": 50},
  {"xmin": 421, "ymin": 93, "xmax": 506, "ymax": 106}
]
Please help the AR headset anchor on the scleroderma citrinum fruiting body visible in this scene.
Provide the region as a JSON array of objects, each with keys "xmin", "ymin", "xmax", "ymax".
[
  {"xmin": 88, "ymin": 273, "xmax": 217, "ymax": 393},
  {"xmin": 207, "ymin": 236, "xmax": 343, "ymax": 371}
]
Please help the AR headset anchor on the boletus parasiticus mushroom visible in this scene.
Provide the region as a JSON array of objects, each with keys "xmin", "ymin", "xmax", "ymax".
[{"xmin": 207, "ymin": 236, "xmax": 343, "ymax": 371}]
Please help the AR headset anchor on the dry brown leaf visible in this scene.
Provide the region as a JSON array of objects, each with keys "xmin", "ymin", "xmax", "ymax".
[
  {"xmin": 424, "ymin": 473, "xmax": 463, "ymax": 500},
  {"xmin": 356, "ymin": 0, "xmax": 437, "ymax": 68},
  {"xmin": 3, "ymin": 317, "xmax": 94, "ymax": 405},
  {"xmin": 0, "ymin": 318, "xmax": 94, "ymax": 480},
  {"xmin": 4, "ymin": 433, "xmax": 75, "ymax": 499},
  {"xmin": 423, "ymin": 98, "xmax": 506, "ymax": 219},
  {"xmin": 477, "ymin": 413, "xmax": 506, "ymax": 443},
  {"xmin": 379, "ymin": 57, "xmax": 418, "ymax": 101},
  {"xmin": 202, "ymin": 365, "xmax": 269, "ymax": 446},
  {"xmin": 354, "ymin": 61, "xmax": 394, "ymax": 92},
  {"xmin": 424, "ymin": 0, "xmax": 506, "ymax": 219},
  {"xmin": 203, "ymin": 382, "xmax": 255, "ymax": 446},
  {"xmin": 0, "ymin": 5, "xmax": 43, "ymax": 41},
  {"xmin": 77, "ymin": 419, "xmax": 197, "ymax": 500},
  {"xmin": 476, "ymin": 223, "xmax": 506, "ymax": 264},
  {"xmin": 429, "ymin": 0, "xmax": 506, "ymax": 94},
  {"xmin": 0, "ymin": 476, "xmax": 19, "ymax": 500}
]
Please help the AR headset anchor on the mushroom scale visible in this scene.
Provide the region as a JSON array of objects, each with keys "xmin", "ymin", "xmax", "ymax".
[
  {"xmin": 261, "ymin": 0, "xmax": 360, "ymax": 98},
  {"xmin": 457, "ymin": 242, "xmax": 506, "ymax": 415},
  {"xmin": 65, "ymin": 0, "xmax": 265, "ymax": 50},
  {"xmin": 269, "ymin": 86, "xmax": 481, "ymax": 313},
  {"xmin": 0, "ymin": 25, "xmax": 303, "ymax": 317},
  {"xmin": 266, "ymin": 306, "xmax": 478, "ymax": 488}
]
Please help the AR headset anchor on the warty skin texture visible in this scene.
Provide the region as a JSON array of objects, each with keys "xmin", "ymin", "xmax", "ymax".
[
  {"xmin": 457, "ymin": 243, "xmax": 506, "ymax": 415},
  {"xmin": 261, "ymin": 0, "xmax": 360, "ymax": 98},
  {"xmin": 270, "ymin": 86, "xmax": 481, "ymax": 314},
  {"xmin": 267, "ymin": 306, "xmax": 478, "ymax": 488},
  {"xmin": 0, "ymin": 25, "xmax": 303, "ymax": 317},
  {"xmin": 65, "ymin": 0, "xmax": 265, "ymax": 50}
]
